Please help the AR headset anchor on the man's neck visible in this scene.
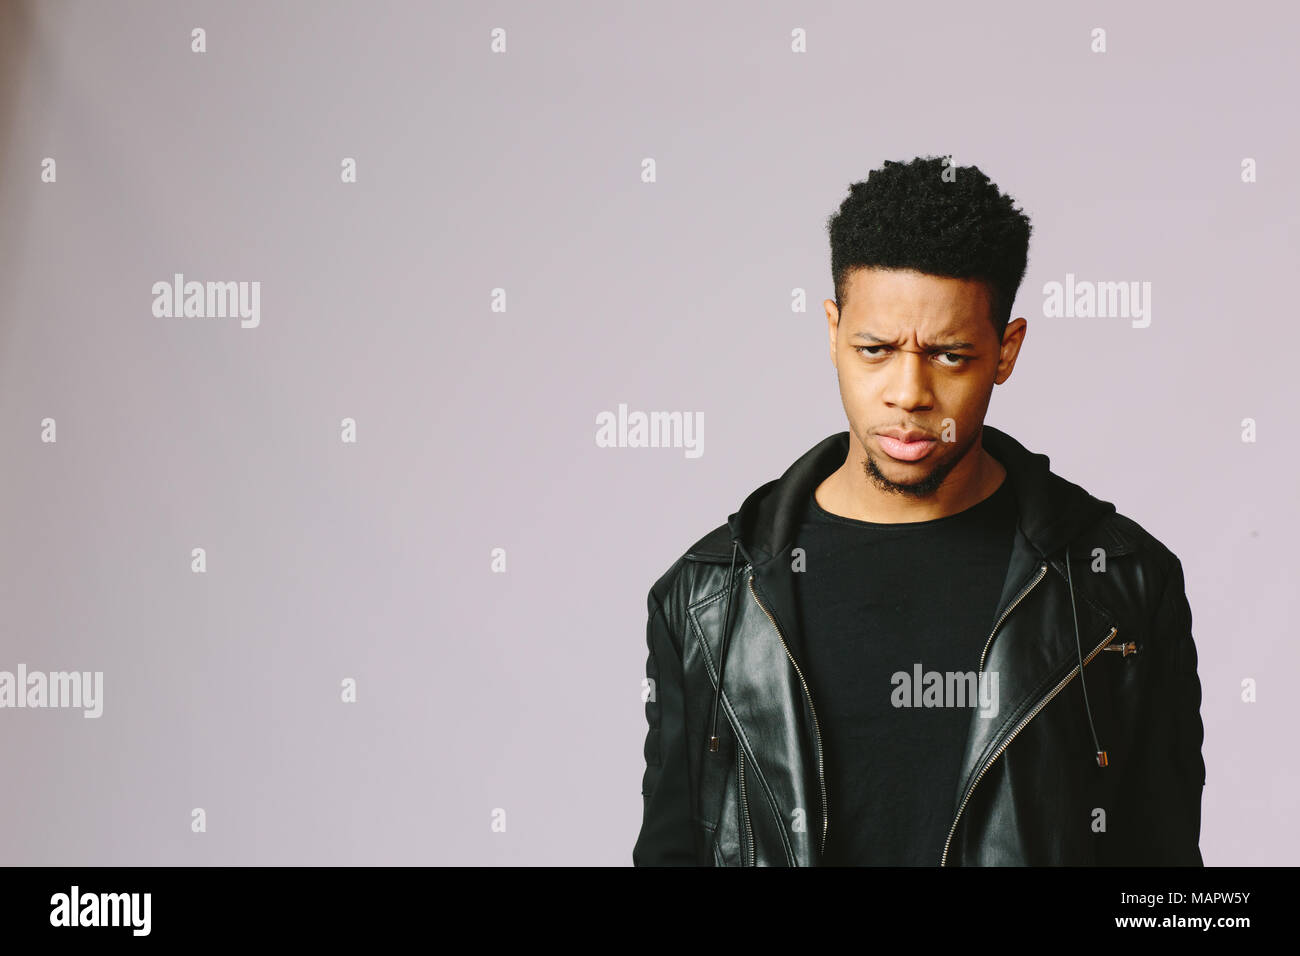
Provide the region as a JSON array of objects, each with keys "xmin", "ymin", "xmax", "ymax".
[{"xmin": 814, "ymin": 447, "xmax": 1007, "ymax": 524}]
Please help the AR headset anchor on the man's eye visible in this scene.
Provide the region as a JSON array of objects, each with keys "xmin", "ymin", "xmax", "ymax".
[{"xmin": 853, "ymin": 345, "xmax": 969, "ymax": 366}]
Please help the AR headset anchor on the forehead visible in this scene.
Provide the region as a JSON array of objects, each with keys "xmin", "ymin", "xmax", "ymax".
[{"xmin": 842, "ymin": 267, "xmax": 992, "ymax": 333}]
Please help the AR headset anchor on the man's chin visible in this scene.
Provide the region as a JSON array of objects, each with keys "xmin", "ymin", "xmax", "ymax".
[{"xmin": 865, "ymin": 454, "xmax": 941, "ymax": 494}]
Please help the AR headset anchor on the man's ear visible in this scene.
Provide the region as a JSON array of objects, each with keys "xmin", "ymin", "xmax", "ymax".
[
  {"xmin": 994, "ymin": 317, "xmax": 1028, "ymax": 385},
  {"xmin": 824, "ymin": 299, "xmax": 840, "ymax": 369}
]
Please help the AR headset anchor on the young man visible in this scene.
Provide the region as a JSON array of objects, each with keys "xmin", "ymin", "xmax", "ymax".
[{"xmin": 632, "ymin": 155, "xmax": 1206, "ymax": 866}]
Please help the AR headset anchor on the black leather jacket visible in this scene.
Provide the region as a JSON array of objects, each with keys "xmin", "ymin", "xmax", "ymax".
[{"xmin": 633, "ymin": 425, "xmax": 1206, "ymax": 866}]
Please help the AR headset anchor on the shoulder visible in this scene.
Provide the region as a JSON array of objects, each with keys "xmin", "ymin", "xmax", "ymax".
[
  {"xmin": 1068, "ymin": 507, "xmax": 1187, "ymax": 628},
  {"xmin": 1084, "ymin": 509, "xmax": 1180, "ymax": 574},
  {"xmin": 684, "ymin": 522, "xmax": 737, "ymax": 562},
  {"xmin": 646, "ymin": 521, "xmax": 738, "ymax": 626}
]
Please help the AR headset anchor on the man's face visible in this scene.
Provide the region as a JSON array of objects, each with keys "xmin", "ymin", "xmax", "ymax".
[{"xmin": 825, "ymin": 267, "xmax": 1026, "ymax": 499}]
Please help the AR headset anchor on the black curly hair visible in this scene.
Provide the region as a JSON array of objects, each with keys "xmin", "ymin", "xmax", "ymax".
[{"xmin": 826, "ymin": 155, "xmax": 1033, "ymax": 342}]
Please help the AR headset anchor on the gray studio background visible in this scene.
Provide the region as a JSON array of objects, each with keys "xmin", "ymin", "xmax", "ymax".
[{"xmin": 1, "ymin": 0, "xmax": 1295, "ymax": 865}]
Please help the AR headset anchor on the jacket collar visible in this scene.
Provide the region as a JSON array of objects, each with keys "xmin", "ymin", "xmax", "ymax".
[{"xmin": 725, "ymin": 424, "xmax": 1116, "ymax": 571}]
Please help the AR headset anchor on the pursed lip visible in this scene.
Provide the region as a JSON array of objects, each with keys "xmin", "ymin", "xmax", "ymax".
[{"xmin": 876, "ymin": 428, "xmax": 934, "ymax": 443}]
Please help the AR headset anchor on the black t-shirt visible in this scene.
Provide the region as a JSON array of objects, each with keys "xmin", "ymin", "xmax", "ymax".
[{"xmin": 790, "ymin": 478, "xmax": 1017, "ymax": 865}]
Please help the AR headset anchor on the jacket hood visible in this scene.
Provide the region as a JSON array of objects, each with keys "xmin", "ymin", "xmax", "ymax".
[{"xmin": 724, "ymin": 424, "xmax": 1115, "ymax": 570}]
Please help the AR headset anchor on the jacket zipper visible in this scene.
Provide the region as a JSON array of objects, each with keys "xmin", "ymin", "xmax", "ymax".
[
  {"xmin": 738, "ymin": 748, "xmax": 753, "ymax": 865},
  {"xmin": 747, "ymin": 574, "xmax": 828, "ymax": 859},
  {"xmin": 978, "ymin": 561, "xmax": 1049, "ymax": 673},
  {"xmin": 940, "ymin": 622, "xmax": 1119, "ymax": 866},
  {"xmin": 942, "ymin": 559, "xmax": 1044, "ymax": 866}
]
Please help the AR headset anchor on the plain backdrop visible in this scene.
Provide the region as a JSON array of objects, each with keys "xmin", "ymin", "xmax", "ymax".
[{"xmin": 0, "ymin": 0, "xmax": 1296, "ymax": 865}]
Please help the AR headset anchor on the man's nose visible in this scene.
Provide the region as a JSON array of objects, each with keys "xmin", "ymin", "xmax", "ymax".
[{"xmin": 883, "ymin": 350, "xmax": 934, "ymax": 408}]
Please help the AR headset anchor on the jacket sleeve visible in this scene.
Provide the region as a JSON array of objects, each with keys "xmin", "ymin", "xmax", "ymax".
[
  {"xmin": 1119, "ymin": 553, "xmax": 1207, "ymax": 864},
  {"xmin": 632, "ymin": 582, "xmax": 702, "ymax": 866}
]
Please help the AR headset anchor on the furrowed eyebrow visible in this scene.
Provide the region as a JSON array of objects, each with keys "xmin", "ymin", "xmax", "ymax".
[{"xmin": 850, "ymin": 331, "xmax": 977, "ymax": 350}]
